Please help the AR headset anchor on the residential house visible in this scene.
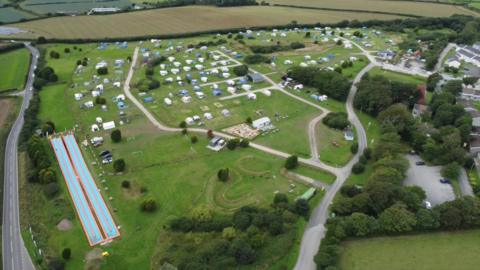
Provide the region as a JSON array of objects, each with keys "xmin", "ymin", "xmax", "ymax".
[{"xmin": 412, "ymin": 104, "xmax": 430, "ymax": 118}]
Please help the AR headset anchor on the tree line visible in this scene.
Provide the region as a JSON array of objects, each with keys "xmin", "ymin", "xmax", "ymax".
[{"xmin": 162, "ymin": 193, "xmax": 310, "ymax": 269}]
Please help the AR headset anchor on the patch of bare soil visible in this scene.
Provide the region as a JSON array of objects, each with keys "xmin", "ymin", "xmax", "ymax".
[
  {"xmin": 56, "ymin": 218, "xmax": 73, "ymax": 231},
  {"xmin": 0, "ymin": 99, "xmax": 12, "ymax": 128}
]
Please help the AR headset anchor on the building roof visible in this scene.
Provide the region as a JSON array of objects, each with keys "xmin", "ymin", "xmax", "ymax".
[
  {"xmin": 413, "ymin": 103, "xmax": 429, "ymax": 113},
  {"xmin": 458, "ymin": 49, "xmax": 474, "ymax": 59},
  {"xmin": 248, "ymin": 73, "xmax": 264, "ymax": 83},
  {"xmin": 473, "ymin": 117, "xmax": 480, "ymax": 128},
  {"xmin": 252, "ymin": 117, "xmax": 271, "ymax": 128}
]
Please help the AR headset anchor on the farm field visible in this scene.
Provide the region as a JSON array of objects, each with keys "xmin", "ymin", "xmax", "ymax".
[
  {"xmin": 339, "ymin": 230, "xmax": 480, "ymax": 270},
  {"xmin": 4, "ymin": 6, "xmax": 407, "ymax": 39},
  {"xmin": 0, "ymin": 7, "xmax": 35, "ymax": 23},
  {"xmin": 0, "ymin": 48, "xmax": 30, "ymax": 92},
  {"xmin": 21, "ymin": 0, "xmax": 131, "ymax": 14},
  {"xmin": 268, "ymin": 0, "xmax": 479, "ymax": 17}
]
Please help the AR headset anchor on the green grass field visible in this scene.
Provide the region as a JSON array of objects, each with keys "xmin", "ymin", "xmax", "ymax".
[
  {"xmin": 316, "ymin": 122, "xmax": 354, "ymax": 167},
  {"xmin": 340, "ymin": 230, "xmax": 480, "ymax": 270},
  {"xmin": 368, "ymin": 67, "xmax": 426, "ymax": 86},
  {"xmin": 0, "ymin": 49, "xmax": 30, "ymax": 92},
  {"xmin": 22, "ymin": 40, "xmax": 336, "ymax": 269}
]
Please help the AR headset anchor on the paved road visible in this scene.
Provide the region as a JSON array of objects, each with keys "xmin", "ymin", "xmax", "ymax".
[
  {"xmin": 2, "ymin": 43, "xmax": 38, "ymax": 270},
  {"xmin": 434, "ymin": 43, "xmax": 456, "ymax": 73},
  {"xmin": 458, "ymin": 168, "xmax": 474, "ymax": 197},
  {"xmin": 404, "ymin": 155, "xmax": 455, "ymax": 206},
  {"xmin": 293, "ymin": 62, "xmax": 373, "ymax": 270}
]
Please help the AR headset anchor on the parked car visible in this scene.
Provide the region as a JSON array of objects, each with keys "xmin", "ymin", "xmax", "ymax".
[
  {"xmin": 102, "ymin": 157, "xmax": 113, "ymax": 164},
  {"xmin": 415, "ymin": 161, "xmax": 426, "ymax": 166},
  {"xmin": 424, "ymin": 200, "xmax": 432, "ymax": 210},
  {"xmin": 439, "ymin": 178, "xmax": 451, "ymax": 184},
  {"xmin": 99, "ymin": 150, "xmax": 110, "ymax": 157}
]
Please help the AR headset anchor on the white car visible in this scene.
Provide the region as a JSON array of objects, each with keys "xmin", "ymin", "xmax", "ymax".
[{"xmin": 424, "ymin": 201, "xmax": 432, "ymax": 210}]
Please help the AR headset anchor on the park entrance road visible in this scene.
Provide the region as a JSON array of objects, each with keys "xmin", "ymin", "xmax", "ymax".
[{"xmin": 2, "ymin": 43, "xmax": 38, "ymax": 270}]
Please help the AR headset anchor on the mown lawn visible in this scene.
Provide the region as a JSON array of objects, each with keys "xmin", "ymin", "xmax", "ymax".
[
  {"xmin": 0, "ymin": 48, "xmax": 30, "ymax": 92},
  {"xmin": 340, "ymin": 230, "xmax": 480, "ymax": 270},
  {"xmin": 24, "ymin": 41, "xmax": 335, "ymax": 270},
  {"xmin": 368, "ymin": 67, "xmax": 426, "ymax": 86},
  {"xmin": 316, "ymin": 122, "xmax": 354, "ymax": 167}
]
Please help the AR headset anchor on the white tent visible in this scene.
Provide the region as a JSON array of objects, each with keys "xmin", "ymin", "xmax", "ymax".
[
  {"xmin": 164, "ymin": 98, "xmax": 172, "ymax": 106},
  {"xmin": 102, "ymin": 121, "xmax": 116, "ymax": 130}
]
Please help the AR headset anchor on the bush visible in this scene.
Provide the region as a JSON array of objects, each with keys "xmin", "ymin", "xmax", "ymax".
[
  {"xmin": 113, "ymin": 159, "xmax": 126, "ymax": 172},
  {"xmin": 239, "ymin": 139, "xmax": 250, "ymax": 148},
  {"xmin": 140, "ymin": 198, "xmax": 157, "ymax": 212},
  {"xmin": 97, "ymin": 67, "xmax": 108, "ymax": 75},
  {"xmin": 350, "ymin": 142, "xmax": 359, "ymax": 154},
  {"xmin": 290, "ymin": 42, "xmax": 305, "ymax": 49},
  {"xmin": 363, "ymin": 148, "xmax": 372, "ymax": 160},
  {"xmin": 61, "ymin": 248, "xmax": 71, "ymax": 260},
  {"xmin": 246, "ymin": 117, "xmax": 252, "ymax": 124},
  {"xmin": 351, "ymin": 162, "xmax": 365, "ymax": 174},
  {"xmin": 181, "ymin": 128, "xmax": 187, "ymax": 135},
  {"xmin": 244, "ymin": 54, "xmax": 270, "ymax": 64},
  {"xmin": 227, "ymin": 139, "xmax": 239, "ymax": 150},
  {"xmin": 285, "ymin": 155, "xmax": 299, "ymax": 170},
  {"xmin": 121, "ymin": 180, "xmax": 130, "ymax": 189},
  {"xmin": 95, "ymin": 96, "xmax": 106, "ymax": 105},
  {"xmin": 43, "ymin": 182, "xmax": 60, "ymax": 198},
  {"xmin": 110, "ymin": 129, "xmax": 122, "ymax": 143},
  {"xmin": 179, "ymin": 121, "xmax": 187, "ymax": 128},
  {"xmin": 441, "ymin": 162, "xmax": 461, "ymax": 180},
  {"xmin": 190, "ymin": 136, "xmax": 198, "ymax": 144},
  {"xmin": 293, "ymin": 199, "xmax": 310, "ymax": 217},
  {"xmin": 233, "ymin": 65, "xmax": 249, "ymax": 76},
  {"xmin": 64, "ymin": 48, "xmax": 70, "ymax": 53},
  {"xmin": 47, "ymin": 258, "xmax": 65, "ymax": 270},
  {"xmin": 218, "ymin": 168, "xmax": 230, "ymax": 182}
]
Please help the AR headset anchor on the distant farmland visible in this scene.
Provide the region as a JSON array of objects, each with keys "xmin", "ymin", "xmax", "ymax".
[
  {"xmin": 4, "ymin": 6, "xmax": 407, "ymax": 40},
  {"xmin": 268, "ymin": 0, "xmax": 479, "ymax": 17}
]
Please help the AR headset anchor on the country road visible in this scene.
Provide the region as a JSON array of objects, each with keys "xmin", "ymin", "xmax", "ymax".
[
  {"xmin": 2, "ymin": 43, "xmax": 38, "ymax": 270},
  {"xmin": 293, "ymin": 62, "xmax": 373, "ymax": 270}
]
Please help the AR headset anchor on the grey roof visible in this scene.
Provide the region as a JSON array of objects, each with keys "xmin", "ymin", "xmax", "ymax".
[
  {"xmin": 248, "ymin": 73, "xmax": 264, "ymax": 83},
  {"xmin": 473, "ymin": 117, "xmax": 480, "ymax": 128},
  {"xmin": 458, "ymin": 49, "xmax": 475, "ymax": 58}
]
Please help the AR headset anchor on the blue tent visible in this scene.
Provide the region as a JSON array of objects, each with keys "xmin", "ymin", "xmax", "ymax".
[
  {"xmin": 212, "ymin": 89, "xmax": 223, "ymax": 96},
  {"xmin": 179, "ymin": 89, "xmax": 189, "ymax": 96},
  {"xmin": 143, "ymin": 97, "xmax": 154, "ymax": 103},
  {"xmin": 117, "ymin": 102, "xmax": 126, "ymax": 109}
]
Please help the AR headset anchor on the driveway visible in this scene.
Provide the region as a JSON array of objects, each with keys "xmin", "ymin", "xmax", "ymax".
[{"xmin": 404, "ymin": 155, "xmax": 455, "ymax": 206}]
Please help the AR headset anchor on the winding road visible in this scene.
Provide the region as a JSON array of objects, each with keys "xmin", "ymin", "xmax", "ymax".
[{"xmin": 2, "ymin": 43, "xmax": 38, "ymax": 270}]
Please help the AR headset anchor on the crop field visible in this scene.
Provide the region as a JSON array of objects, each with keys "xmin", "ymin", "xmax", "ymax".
[
  {"xmin": 4, "ymin": 6, "xmax": 406, "ymax": 39},
  {"xmin": 0, "ymin": 48, "xmax": 30, "ymax": 92},
  {"xmin": 268, "ymin": 0, "xmax": 479, "ymax": 17},
  {"xmin": 21, "ymin": 0, "xmax": 131, "ymax": 14},
  {"xmin": 339, "ymin": 230, "xmax": 480, "ymax": 270},
  {"xmin": 0, "ymin": 7, "xmax": 35, "ymax": 23}
]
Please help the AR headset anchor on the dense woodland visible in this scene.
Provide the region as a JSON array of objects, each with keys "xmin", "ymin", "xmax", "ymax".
[
  {"xmin": 314, "ymin": 71, "xmax": 477, "ymax": 269},
  {"xmin": 157, "ymin": 195, "xmax": 311, "ymax": 269}
]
